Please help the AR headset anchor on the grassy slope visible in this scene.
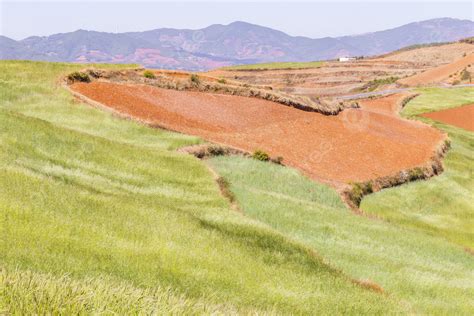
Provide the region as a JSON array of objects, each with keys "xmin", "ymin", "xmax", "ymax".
[
  {"xmin": 0, "ymin": 61, "xmax": 201, "ymax": 151},
  {"xmin": 222, "ymin": 61, "xmax": 324, "ymax": 70},
  {"xmin": 361, "ymin": 87, "xmax": 474, "ymax": 249},
  {"xmin": 0, "ymin": 61, "xmax": 399, "ymax": 313},
  {"xmin": 209, "ymin": 156, "xmax": 474, "ymax": 315}
]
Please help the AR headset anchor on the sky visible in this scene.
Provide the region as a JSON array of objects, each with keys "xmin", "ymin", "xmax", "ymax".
[{"xmin": 0, "ymin": 0, "xmax": 472, "ymax": 40}]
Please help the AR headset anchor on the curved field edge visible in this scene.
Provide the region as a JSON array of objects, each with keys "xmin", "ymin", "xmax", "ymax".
[
  {"xmin": 208, "ymin": 156, "xmax": 474, "ymax": 315},
  {"xmin": 0, "ymin": 60, "xmax": 399, "ymax": 313},
  {"xmin": 360, "ymin": 87, "xmax": 474, "ymax": 249},
  {"xmin": 341, "ymin": 93, "xmax": 449, "ymax": 211}
]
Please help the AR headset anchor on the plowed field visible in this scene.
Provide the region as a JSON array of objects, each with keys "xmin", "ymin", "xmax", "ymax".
[
  {"xmin": 422, "ymin": 104, "xmax": 474, "ymax": 131},
  {"xmin": 71, "ymin": 82, "xmax": 445, "ymax": 185}
]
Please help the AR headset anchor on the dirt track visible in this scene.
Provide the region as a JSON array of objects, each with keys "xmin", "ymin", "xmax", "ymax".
[
  {"xmin": 422, "ymin": 104, "xmax": 474, "ymax": 132},
  {"xmin": 71, "ymin": 82, "xmax": 445, "ymax": 186}
]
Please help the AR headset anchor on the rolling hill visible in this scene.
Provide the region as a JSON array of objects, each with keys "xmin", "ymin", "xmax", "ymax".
[{"xmin": 1, "ymin": 60, "xmax": 473, "ymax": 313}]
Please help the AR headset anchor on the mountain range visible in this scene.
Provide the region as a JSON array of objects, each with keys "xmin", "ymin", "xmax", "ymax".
[{"xmin": 1, "ymin": 17, "xmax": 473, "ymax": 71}]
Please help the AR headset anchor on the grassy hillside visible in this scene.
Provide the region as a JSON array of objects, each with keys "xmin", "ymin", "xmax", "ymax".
[
  {"xmin": 361, "ymin": 87, "xmax": 474, "ymax": 249},
  {"xmin": 209, "ymin": 156, "xmax": 474, "ymax": 314},
  {"xmin": 0, "ymin": 61, "xmax": 200, "ymax": 151},
  {"xmin": 222, "ymin": 60, "xmax": 324, "ymax": 70},
  {"xmin": 0, "ymin": 61, "xmax": 401, "ymax": 313}
]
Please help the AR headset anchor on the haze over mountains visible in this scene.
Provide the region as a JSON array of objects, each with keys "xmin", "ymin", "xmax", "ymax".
[{"xmin": 1, "ymin": 17, "xmax": 473, "ymax": 71}]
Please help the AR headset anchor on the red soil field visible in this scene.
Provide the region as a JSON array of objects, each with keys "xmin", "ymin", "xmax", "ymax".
[
  {"xmin": 421, "ymin": 104, "xmax": 474, "ymax": 132},
  {"xmin": 71, "ymin": 82, "xmax": 445, "ymax": 186},
  {"xmin": 398, "ymin": 54, "xmax": 474, "ymax": 86}
]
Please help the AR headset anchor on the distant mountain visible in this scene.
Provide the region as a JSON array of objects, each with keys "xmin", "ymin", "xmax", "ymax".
[
  {"xmin": 1, "ymin": 18, "xmax": 473, "ymax": 71},
  {"xmin": 338, "ymin": 18, "xmax": 474, "ymax": 55}
]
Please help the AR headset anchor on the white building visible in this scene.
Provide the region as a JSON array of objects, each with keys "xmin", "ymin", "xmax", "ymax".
[{"xmin": 338, "ymin": 57, "xmax": 356, "ymax": 62}]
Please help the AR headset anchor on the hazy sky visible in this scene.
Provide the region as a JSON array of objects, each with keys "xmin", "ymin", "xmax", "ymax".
[{"xmin": 1, "ymin": 1, "xmax": 472, "ymax": 40}]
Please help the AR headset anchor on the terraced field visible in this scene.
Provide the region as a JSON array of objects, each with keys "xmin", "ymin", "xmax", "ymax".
[
  {"xmin": 222, "ymin": 60, "xmax": 324, "ymax": 70},
  {"xmin": 208, "ymin": 42, "xmax": 474, "ymax": 97}
]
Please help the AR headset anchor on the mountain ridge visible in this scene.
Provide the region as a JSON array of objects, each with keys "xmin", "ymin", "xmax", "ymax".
[{"xmin": 1, "ymin": 17, "xmax": 473, "ymax": 70}]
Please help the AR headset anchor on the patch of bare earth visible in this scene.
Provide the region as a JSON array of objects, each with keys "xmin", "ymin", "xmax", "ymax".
[
  {"xmin": 70, "ymin": 81, "xmax": 445, "ymax": 188},
  {"xmin": 421, "ymin": 104, "xmax": 474, "ymax": 132},
  {"xmin": 398, "ymin": 54, "xmax": 474, "ymax": 86}
]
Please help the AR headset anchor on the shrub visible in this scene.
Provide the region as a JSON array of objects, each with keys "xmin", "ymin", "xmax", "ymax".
[
  {"xmin": 143, "ymin": 70, "xmax": 156, "ymax": 79},
  {"xmin": 349, "ymin": 182, "xmax": 373, "ymax": 205},
  {"xmin": 460, "ymin": 69, "xmax": 471, "ymax": 82},
  {"xmin": 444, "ymin": 139, "xmax": 451, "ymax": 149},
  {"xmin": 67, "ymin": 72, "xmax": 90, "ymax": 83},
  {"xmin": 349, "ymin": 184, "xmax": 364, "ymax": 205},
  {"xmin": 190, "ymin": 74, "xmax": 200, "ymax": 85},
  {"xmin": 217, "ymin": 78, "xmax": 227, "ymax": 84},
  {"xmin": 252, "ymin": 150, "xmax": 270, "ymax": 162},
  {"xmin": 460, "ymin": 37, "xmax": 474, "ymax": 44},
  {"xmin": 408, "ymin": 168, "xmax": 424, "ymax": 181},
  {"xmin": 207, "ymin": 146, "xmax": 225, "ymax": 156},
  {"xmin": 359, "ymin": 77, "xmax": 399, "ymax": 92}
]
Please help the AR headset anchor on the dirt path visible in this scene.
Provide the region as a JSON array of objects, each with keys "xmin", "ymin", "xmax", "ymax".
[
  {"xmin": 71, "ymin": 82, "xmax": 445, "ymax": 186},
  {"xmin": 421, "ymin": 104, "xmax": 474, "ymax": 132},
  {"xmin": 398, "ymin": 54, "xmax": 474, "ymax": 86}
]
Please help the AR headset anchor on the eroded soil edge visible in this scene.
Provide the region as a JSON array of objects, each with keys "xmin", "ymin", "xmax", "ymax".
[
  {"xmin": 67, "ymin": 68, "xmax": 358, "ymax": 115},
  {"xmin": 340, "ymin": 139, "xmax": 450, "ymax": 213}
]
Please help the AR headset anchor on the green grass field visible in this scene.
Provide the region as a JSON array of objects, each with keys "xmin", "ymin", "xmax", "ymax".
[
  {"xmin": 0, "ymin": 61, "xmax": 404, "ymax": 313},
  {"xmin": 209, "ymin": 157, "xmax": 474, "ymax": 315},
  {"xmin": 222, "ymin": 60, "xmax": 324, "ymax": 70},
  {"xmin": 361, "ymin": 87, "xmax": 474, "ymax": 249}
]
